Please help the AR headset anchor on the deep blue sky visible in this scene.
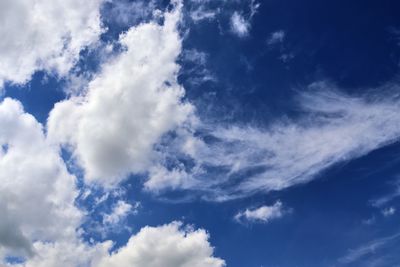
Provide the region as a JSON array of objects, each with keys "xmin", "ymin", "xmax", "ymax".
[{"xmin": 3, "ymin": 0, "xmax": 400, "ymax": 266}]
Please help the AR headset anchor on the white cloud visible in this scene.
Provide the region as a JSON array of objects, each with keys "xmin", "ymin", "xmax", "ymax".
[
  {"xmin": 0, "ymin": 98, "xmax": 82, "ymax": 258},
  {"xmin": 370, "ymin": 178, "xmax": 400, "ymax": 207},
  {"xmin": 16, "ymin": 240, "xmax": 109, "ymax": 267},
  {"xmin": 0, "ymin": 0, "xmax": 104, "ymax": 88},
  {"xmin": 230, "ymin": 12, "xmax": 250, "ymax": 37},
  {"xmin": 190, "ymin": 7, "xmax": 219, "ymax": 22},
  {"xmin": 13, "ymin": 222, "xmax": 225, "ymax": 267},
  {"xmin": 95, "ymin": 221, "xmax": 225, "ymax": 267},
  {"xmin": 235, "ymin": 201, "xmax": 285, "ymax": 223},
  {"xmin": 144, "ymin": 82, "xmax": 400, "ymax": 201},
  {"xmin": 180, "ymin": 49, "xmax": 216, "ymax": 85},
  {"xmin": 102, "ymin": 200, "xmax": 139, "ymax": 226},
  {"xmin": 48, "ymin": 1, "xmax": 195, "ymax": 186},
  {"xmin": 338, "ymin": 233, "xmax": 400, "ymax": 264},
  {"xmin": 267, "ymin": 30, "xmax": 286, "ymax": 46},
  {"xmin": 382, "ymin": 207, "xmax": 396, "ymax": 217}
]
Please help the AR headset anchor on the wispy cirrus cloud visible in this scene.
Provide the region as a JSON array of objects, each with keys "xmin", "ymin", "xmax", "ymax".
[
  {"xmin": 145, "ymin": 82, "xmax": 400, "ymax": 201},
  {"xmin": 0, "ymin": 98, "xmax": 82, "ymax": 257},
  {"xmin": 382, "ymin": 206, "xmax": 396, "ymax": 217},
  {"xmin": 338, "ymin": 232, "xmax": 400, "ymax": 265}
]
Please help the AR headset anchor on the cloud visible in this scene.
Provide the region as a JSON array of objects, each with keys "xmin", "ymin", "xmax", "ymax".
[
  {"xmin": 370, "ymin": 178, "xmax": 400, "ymax": 207},
  {"xmin": 48, "ymin": 1, "xmax": 195, "ymax": 186},
  {"xmin": 0, "ymin": 97, "xmax": 223, "ymax": 267},
  {"xmin": 145, "ymin": 82, "xmax": 400, "ymax": 201},
  {"xmin": 230, "ymin": 12, "xmax": 250, "ymax": 37},
  {"xmin": 267, "ymin": 30, "xmax": 286, "ymax": 46},
  {"xmin": 102, "ymin": 200, "xmax": 139, "ymax": 226},
  {"xmin": 382, "ymin": 207, "xmax": 396, "ymax": 217},
  {"xmin": 338, "ymin": 232, "xmax": 400, "ymax": 264},
  {"xmin": 234, "ymin": 201, "xmax": 286, "ymax": 224},
  {"xmin": 95, "ymin": 222, "xmax": 225, "ymax": 267},
  {"xmin": 0, "ymin": 98, "xmax": 81, "ymax": 258},
  {"xmin": 187, "ymin": 0, "xmax": 221, "ymax": 23},
  {"xmin": 0, "ymin": 0, "xmax": 104, "ymax": 88}
]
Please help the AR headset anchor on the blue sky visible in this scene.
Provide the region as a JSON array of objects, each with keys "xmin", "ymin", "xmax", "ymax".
[{"xmin": 1, "ymin": 0, "xmax": 400, "ymax": 266}]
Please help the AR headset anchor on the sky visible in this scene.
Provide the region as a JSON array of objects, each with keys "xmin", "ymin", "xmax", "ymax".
[{"xmin": 1, "ymin": 0, "xmax": 400, "ymax": 266}]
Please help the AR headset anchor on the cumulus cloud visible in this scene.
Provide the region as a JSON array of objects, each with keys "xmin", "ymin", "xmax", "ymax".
[
  {"xmin": 102, "ymin": 200, "xmax": 139, "ymax": 226},
  {"xmin": 11, "ymin": 222, "xmax": 224, "ymax": 267},
  {"xmin": 190, "ymin": 7, "xmax": 219, "ymax": 22},
  {"xmin": 48, "ymin": 1, "xmax": 195, "ymax": 186},
  {"xmin": 338, "ymin": 232, "xmax": 400, "ymax": 264},
  {"xmin": 370, "ymin": 178, "xmax": 400, "ymax": 207},
  {"xmin": 0, "ymin": 97, "xmax": 223, "ymax": 265},
  {"xmin": 95, "ymin": 222, "xmax": 225, "ymax": 267},
  {"xmin": 0, "ymin": 0, "xmax": 104, "ymax": 88},
  {"xmin": 145, "ymin": 82, "xmax": 400, "ymax": 201},
  {"xmin": 0, "ymin": 98, "xmax": 81, "ymax": 258},
  {"xmin": 230, "ymin": 1, "xmax": 259, "ymax": 37},
  {"xmin": 235, "ymin": 201, "xmax": 285, "ymax": 224}
]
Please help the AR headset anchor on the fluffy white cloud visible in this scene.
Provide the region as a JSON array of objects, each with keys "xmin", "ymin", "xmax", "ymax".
[
  {"xmin": 95, "ymin": 222, "xmax": 225, "ymax": 267},
  {"xmin": 370, "ymin": 178, "xmax": 400, "ymax": 207},
  {"xmin": 0, "ymin": 0, "xmax": 104, "ymax": 88},
  {"xmin": 0, "ymin": 98, "xmax": 81, "ymax": 258},
  {"xmin": 144, "ymin": 83, "xmax": 400, "ymax": 201},
  {"xmin": 48, "ymin": 1, "xmax": 194, "ymax": 186},
  {"xmin": 15, "ymin": 240, "xmax": 109, "ymax": 267},
  {"xmin": 11, "ymin": 222, "xmax": 224, "ymax": 267},
  {"xmin": 102, "ymin": 200, "xmax": 139, "ymax": 226},
  {"xmin": 235, "ymin": 201, "xmax": 285, "ymax": 223}
]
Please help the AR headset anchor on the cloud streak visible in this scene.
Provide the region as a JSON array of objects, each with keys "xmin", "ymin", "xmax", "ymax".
[
  {"xmin": 338, "ymin": 232, "xmax": 400, "ymax": 264},
  {"xmin": 146, "ymin": 82, "xmax": 400, "ymax": 200}
]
